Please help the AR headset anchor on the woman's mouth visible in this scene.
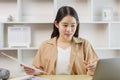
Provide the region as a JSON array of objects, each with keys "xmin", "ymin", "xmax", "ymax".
[{"xmin": 65, "ymin": 34, "xmax": 71, "ymax": 37}]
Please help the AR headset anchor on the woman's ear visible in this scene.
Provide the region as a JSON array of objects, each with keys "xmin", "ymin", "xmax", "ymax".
[{"xmin": 54, "ymin": 21, "xmax": 59, "ymax": 28}]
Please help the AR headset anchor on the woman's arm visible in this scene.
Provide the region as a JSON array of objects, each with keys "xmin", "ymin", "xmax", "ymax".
[{"xmin": 83, "ymin": 40, "xmax": 99, "ymax": 76}]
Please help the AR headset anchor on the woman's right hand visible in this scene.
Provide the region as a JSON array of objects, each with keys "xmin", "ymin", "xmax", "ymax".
[{"xmin": 20, "ymin": 64, "xmax": 47, "ymax": 75}]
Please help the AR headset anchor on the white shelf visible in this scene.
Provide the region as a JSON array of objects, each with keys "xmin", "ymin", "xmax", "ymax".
[
  {"xmin": 19, "ymin": 47, "xmax": 38, "ymax": 50},
  {"xmin": 0, "ymin": 48, "xmax": 18, "ymax": 50},
  {"xmin": 3, "ymin": 20, "xmax": 54, "ymax": 24},
  {"xmin": 0, "ymin": 47, "xmax": 38, "ymax": 50},
  {"xmin": 3, "ymin": 19, "xmax": 120, "ymax": 24},
  {"xmin": 95, "ymin": 47, "xmax": 120, "ymax": 50},
  {"xmin": 4, "ymin": 21, "xmax": 54, "ymax": 24}
]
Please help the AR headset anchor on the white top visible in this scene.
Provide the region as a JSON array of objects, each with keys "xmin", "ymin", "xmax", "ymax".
[{"xmin": 55, "ymin": 46, "xmax": 71, "ymax": 75}]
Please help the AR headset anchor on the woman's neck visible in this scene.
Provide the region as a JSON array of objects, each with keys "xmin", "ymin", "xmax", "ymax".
[
  {"xmin": 57, "ymin": 36, "xmax": 72, "ymax": 43},
  {"xmin": 57, "ymin": 37, "xmax": 73, "ymax": 49}
]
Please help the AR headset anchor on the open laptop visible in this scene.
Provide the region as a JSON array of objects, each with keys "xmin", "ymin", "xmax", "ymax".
[{"xmin": 92, "ymin": 58, "xmax": 120, "ymax": 80}]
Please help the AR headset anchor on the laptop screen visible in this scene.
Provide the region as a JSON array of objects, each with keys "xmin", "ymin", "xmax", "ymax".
[{"xmin": 92, "ymin": 58, "xmax": 120, "ymax": 80}]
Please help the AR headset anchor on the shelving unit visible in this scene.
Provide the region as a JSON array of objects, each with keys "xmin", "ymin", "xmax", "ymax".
[{"xmin": 0, "ymin": 0, "xmax": 120, "ymax": 75}]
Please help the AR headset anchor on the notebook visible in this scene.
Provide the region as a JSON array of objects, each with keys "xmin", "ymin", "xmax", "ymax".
[{"xmin": 92, "ymin": 58, "xmax": 120, "ymax": 80}]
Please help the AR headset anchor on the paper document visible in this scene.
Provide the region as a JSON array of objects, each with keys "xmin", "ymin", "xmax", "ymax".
[
  {"xmin": 0, "ymin": 51, "xmax": 47, "ymax": 74},
  {"xmin": 11, "ymin": 75, "xmax": 50, "ymax": 80}
]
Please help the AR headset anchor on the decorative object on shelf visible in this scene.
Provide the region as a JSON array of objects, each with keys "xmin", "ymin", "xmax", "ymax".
[
  {"xmin": 102, "ymin": 7, "xmax": 113, "ymax": 21},
  {"xmin": 7, "ymin": 15, "xmax": 13, "ymax": 22},
  {"xmin": 8, "ymin": 25, "xmax": 31, "ymax": 48},
  {"xmin": 0, "ymin": 68, "xmax": 10, "ymax": 80}
]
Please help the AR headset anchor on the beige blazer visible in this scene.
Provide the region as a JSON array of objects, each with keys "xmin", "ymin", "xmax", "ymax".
[{"xmin": 32, "ymin": 37, "xmax": 98, "ymax": 75}]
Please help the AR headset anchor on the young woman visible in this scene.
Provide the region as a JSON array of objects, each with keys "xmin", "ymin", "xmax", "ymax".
[{"xmin": 22, "ymin": 6, "xmax": 98, "ymax": 76}]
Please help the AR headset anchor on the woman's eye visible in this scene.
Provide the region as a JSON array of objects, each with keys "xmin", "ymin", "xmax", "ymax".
[
  {"xmin": 71, "ymin": 25, "xmax": 75, "ymax": 27},
  {"xmin": 63, "ymin": 25, "xmax": 68, "ymax": 27}
]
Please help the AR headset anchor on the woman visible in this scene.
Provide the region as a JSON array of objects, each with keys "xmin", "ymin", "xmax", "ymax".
[{"xmin": 22, "ymin": 6, "xmax": 98, "ymax": 76}]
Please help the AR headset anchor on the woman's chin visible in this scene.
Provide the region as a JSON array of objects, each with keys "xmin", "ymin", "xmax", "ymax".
[{"xmin": 64, "ymin": 36, "xmax": 72, "ymax": 41}]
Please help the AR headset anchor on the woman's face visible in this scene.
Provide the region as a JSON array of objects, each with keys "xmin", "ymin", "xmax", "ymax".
[{"xmin": 55, "ymin": 15, "xmax": 77, "ymax": 41}]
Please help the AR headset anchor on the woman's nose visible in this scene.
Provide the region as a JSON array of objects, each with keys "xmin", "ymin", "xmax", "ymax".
[{"xmin": 66, "ymin": 26, "xmax": 72, "ymax": 32}]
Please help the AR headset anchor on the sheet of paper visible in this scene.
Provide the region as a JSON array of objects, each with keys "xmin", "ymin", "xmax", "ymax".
[
  {"xmin": 0, "ymin": 51, "xmax": 47, "ymax": 74},
  {"xmin": 11, "ymin": 75, "xmax": 50, "ymax": 80}
]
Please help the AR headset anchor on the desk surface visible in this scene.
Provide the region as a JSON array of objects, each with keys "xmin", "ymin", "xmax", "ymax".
[
  {"xmin": 10, "ymin": 75, "xmax": 92, "ymax": 80},
  {"xmin": 40, "ymin": 75, "xmax": 92, "ymax": 80}
]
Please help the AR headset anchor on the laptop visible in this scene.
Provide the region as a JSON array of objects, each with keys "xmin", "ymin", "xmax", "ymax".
[{"xmin": 92, "ymin": 58, "xmax": 120, "ymax": 80}]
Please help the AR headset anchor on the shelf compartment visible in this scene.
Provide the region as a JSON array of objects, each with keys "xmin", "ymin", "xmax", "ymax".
[
  {"xmin": 0, "ymin": 0, "xmax": 17, "ymax": 22},
  {"xmin": 79, "ymin": 23, "xmax": 109, "ymax": 48},
  {"xmin": 20, "ymin": 50, "xmax": 37, "ymax": 65},
  {"xmin": 110, "ymin": 23, "xmax": 120, "ymax": 48},
  {"xmin": 0, "ymin": 50, "xmax": 20, "ymax": 75},
  {"xmin": 93, "ymin": 0, "xmax": 120, "ymax": 21},
  {"xmin": 20, "ymin": 0, "xmax": 54, "ymax": 22},
  {"xmin": 4, "ymin": 23, "xmax": 53, "ymax": 48}
]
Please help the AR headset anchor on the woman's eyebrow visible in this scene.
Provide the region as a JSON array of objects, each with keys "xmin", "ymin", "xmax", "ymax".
[
  {"xmin": 61, "ymin": 22, "xmax": 76, "ymax": 24},
  {"xmin": 61, "ymin": 22, "xmax": 68, "ymax": 24}
]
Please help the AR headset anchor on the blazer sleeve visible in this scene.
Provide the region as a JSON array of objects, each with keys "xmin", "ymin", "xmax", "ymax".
[
  {"xmin": 32, "ymin": 45, "xmax": 44, "ymax": 70},
  {"xmin": 84, "ymin": 40, "xmax": 98, "ymax": 75},
  {"xmin": 84, "ymin": 40, "xmax": 98, "ymax": 62}
]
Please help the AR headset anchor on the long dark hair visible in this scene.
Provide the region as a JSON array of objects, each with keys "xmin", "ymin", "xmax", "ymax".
[{"xmin": 51, "ymin": 6, "xmax": 80, "ymax": 38}]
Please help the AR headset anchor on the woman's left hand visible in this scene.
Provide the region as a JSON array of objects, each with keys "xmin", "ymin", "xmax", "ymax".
[{"xmin": 83, "ymin": 58, "xmax": 98, "ymax": 75}]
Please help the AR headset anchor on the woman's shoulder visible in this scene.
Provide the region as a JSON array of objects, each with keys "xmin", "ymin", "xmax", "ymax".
[
  {"xmin": 73, "ymin": 37, "xmax": 89, "ymax": 43},
  {"xmin": 39, "ymin": 37, "xmax": 57, "ymax": 47}
]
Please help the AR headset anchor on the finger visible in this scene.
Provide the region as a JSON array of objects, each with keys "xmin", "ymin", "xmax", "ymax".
[
  {"xmin": 87, "ymin": 65, "xmax": 96, "ymax": 69},
  {"xmin": 25, "ymin": 69, "xmax": 35, "ymax": 75},
  {"xmin": 91, "ymin": 58, "xmax": 99, "ymax": 63},
  {"xmin": 88, "ymin": 67, "xmax": 96, "ymax": 71},
  {"xmin": 20, "ymin": 64, "xmax": 24, "ymax": 67},
  {"xmin": 87, "ymin": 64, "xmax": 97, "ymax": 72},
  {"xmin": 24, "ymin": 67, "xmax": 33, "ymax": 70},
  {"xmin": 24, "ymin": 68, "xmax": 34, "ymax": 72},
  {"xmin": 26, "ymin": 71, "xmax": 34, "ymax": 75},
  {"xmin": 86, "ymin": 62, "xmax": 96, "ymax": 68},
  {"xmin": 25, "ymin": 70, "xmax": 33, "ymax": 74},
  {"xmin": 84, "ymin": 60, "xmax": 94, "ymax": 66},
  {"xmin": 83, "ymin": 61, "xmax": 88, "ymax": 65},
  {"xmin": 87, "ymin": 58, "xmax": 98, "ymax": 67}
]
